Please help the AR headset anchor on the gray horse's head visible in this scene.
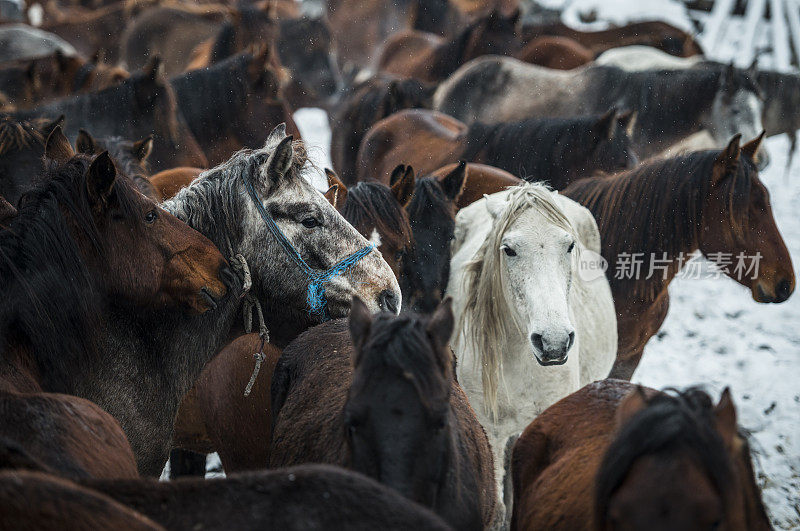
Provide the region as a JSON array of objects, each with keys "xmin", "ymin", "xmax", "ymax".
[
  {"xmin": 165, "ymin": 124, "xmax": 401, "ymax": 340},
  {"xmin": 706, "ymin": 64, "xmax": 768, "ymax": 169}
]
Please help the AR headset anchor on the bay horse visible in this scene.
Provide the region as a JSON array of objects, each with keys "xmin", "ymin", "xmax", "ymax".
[
  {"xmin": 0, "ymin": 128, "xmax": 230, "ymax": 476},
  {"xmin": 13, "ymin": 57, "xmax": 209, "ymax": 172},
  {"xmin": 170, "ymin": 45, "xmax": 297, "ymax": 167},
  {"xmin": 377, "ymin": 10, "xmax": 521, "ymax": 83},
  {"xmin": 511, "ymin": 380, "xmax": 773, "ymax": 530},
  {"xmin": 82, "ymin": 465, "xmax": 451, "ymax": 530},
  {"xmin": 516, "ymin": 36, "xmax": 592, "ymax": 70},
  {"xmin": 329, "ymin": 73, "xmax": 435, "ymax": 185},
  {"xmin": 563, "ymin": 134, "xmax": 795, "ymax": 380},
  {"xmin": 521, "ymin": 20, "xmax": 703, "ymax": 57},
  {"xmin": 0, "ymin": 50, "xmax": 128, "ymax": 110},
  {"xmin": 434, "ymin": 57, "xmax": 767, "ymax": 164},
  {"xmin": 148, "ymin": 167, "xmax": 202, "ymax": 201},
  {"xmin": 448, "ymin": 183, "xmax": 617, "ymax": 522},
  {"xmin": 269, "ymin": 298, "xmax": 497, "ymax": 530},
  {"xmin": 162, "ymin": 125, "xmax": 402, "ymax": 348},
  {"xmin": 356, "ymin": 108, "xmax": 637, "ymax": 188},
  {"xmin": 1, "ymin": 471, "xmax": 162, "ymax": 530}
]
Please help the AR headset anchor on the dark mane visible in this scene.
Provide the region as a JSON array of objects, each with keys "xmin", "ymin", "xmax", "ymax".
[
  {"xmin": 588, "ymin": 66, "xmax": 758, "ymax": 142},
  {"xmin": 0, "ymin": 154, "xmax": 139, "ymax": 391},
  {"xmin": 564, "ymin": 150, "xmax": 756, "ymax": 300},
  {"xmin": 462, "ymin": 115, "xmax": 630, "ymax": 187},
  {"xmin": 341, "ymin": 182, "xmax": 411, "ymax": 248},
  {"xmin": 0, "ymin": 115, "xmax": 42, "ymax": 156},
  {"xmin": 357, "ymin": 311, "xmax": 450, "ymax": 409},
  {"xmin": 594, "ymin": 388, "xmax": 734, "ymax": 525},
  {"xmin": 429, "ymin": 14, "xmax": 517, "ymax": 79}
]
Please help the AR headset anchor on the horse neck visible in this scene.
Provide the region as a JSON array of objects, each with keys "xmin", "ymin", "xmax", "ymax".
[{"xmin": 430, "ymin": 28, "xmax": 473, "ymax": 78}]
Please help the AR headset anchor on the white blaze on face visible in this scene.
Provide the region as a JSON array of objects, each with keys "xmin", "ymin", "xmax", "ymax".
[{"xmin": 369, "ymin": 228, "xmax": 382, "ymax": 248}]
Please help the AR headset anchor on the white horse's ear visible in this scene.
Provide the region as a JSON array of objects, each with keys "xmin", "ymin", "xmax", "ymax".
[
  {"xmin": 266, "ymin": 135, "xmax": 294, "ymax": 182},
  {"xmin": 485, "ymin": 194, "xmax": 505, "ymax": 219},
  {"xmin": 264, "ymin": 123, "xmax": 287, "ymax": 148}
]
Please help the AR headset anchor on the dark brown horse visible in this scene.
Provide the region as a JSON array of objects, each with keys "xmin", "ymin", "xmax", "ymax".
[
  {"xmin": 377, "ymin": 10, "xmax": 520, "ymax": 83},
  {"xmin": 516, "ymin": 36, "xmax": 592, "ymax": 69},
  {"xmin": 0, "ymin": 129, "xmax": 231, "ymax": 475},
  {"xmin": 521, "ymin": 20, "xmax": 704, "ymax": 57},
  {"xmin": 0, "ymin": 50, "xmax": 128, "ymax": 110},
  {"xmin": 564, "ymin": 134, "xmax": 795, "ymax": 379},
  {"xmin": 511, "ymin": 380, "xmax": 772, "ymax": 531},
  {"xmin": 329, "ymin": 73, "xmax": 435, "ymax": 185},
  {"xmin": 170, "ymin": 45, "xmax": 297, "ymax": 166},
  {"xmin": 356, "ymin": 108, "xmax": 637, "ymax": 189},
  {"xmin": 82, "ymin": 465, "xmax": 451, "ymax": 530},
  {"xmin": 1, "ymin": 471, "xmax": 162, "ymax": 530},
  {"xmin": 75, "ymin": 129, "xmax": 159, "ymax": 201},
  {"xmin": 270, "ymin": 298, "xmax": 496, "ymax": 530},
  {"xmin": 13, "ymin": 57, "xmax": 208, "ymax": 172}
]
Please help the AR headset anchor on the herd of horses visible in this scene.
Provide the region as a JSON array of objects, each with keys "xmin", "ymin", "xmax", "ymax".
[{"xmin": 0, "ymin": 0, "xmax": 795, "ymax": 529}]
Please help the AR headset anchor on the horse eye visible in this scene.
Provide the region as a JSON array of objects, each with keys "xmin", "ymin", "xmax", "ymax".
[
  {"xmin": 144, "ymin": 209, "xmax": 158, "ymax": 224},
  {"xmin": 395, "ymin": 250, "xmax": 405, "ymax": 261},
  {"xmin": 503, "ymin": 246, "xmax": 517, "ymax": 257},
  {"xmin": 567, "ymin": 241, "xmax": 575, "ymax": 253},
  {"xmin": 301, "ymin": 217, "xmax": 320, "ymax": 228}
]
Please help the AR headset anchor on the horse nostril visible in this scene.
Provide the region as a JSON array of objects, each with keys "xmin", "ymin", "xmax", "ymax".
[
  {"xmin": 566, "ymin": 330, "xmax": 576, "ymax": 351},
  {"xmin": 776, "ymin": 279, "xmax": 793, "ymax": 302},
  {"xmin": 530, "ymin": 333, "xmax": 544, "ymax": 354},
  {"xmin": 378, "ymin": 289, "xmax": 399, "ymax": 314}
]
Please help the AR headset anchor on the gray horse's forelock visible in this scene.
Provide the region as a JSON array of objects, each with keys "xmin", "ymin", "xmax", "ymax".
[{"xmin": 456, "ymin": 183, "xmax": 577, "ymax": 421}]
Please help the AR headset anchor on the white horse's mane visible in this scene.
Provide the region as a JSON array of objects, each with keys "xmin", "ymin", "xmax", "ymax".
[{"xmin": 455, "ymin": 183, "xmax": 578, "ymax": 420}]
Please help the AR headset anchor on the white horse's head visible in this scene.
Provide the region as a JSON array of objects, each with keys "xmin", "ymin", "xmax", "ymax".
[{"xmin": 457, "ymin": 184, "xmax": 579, "ymax": 416}]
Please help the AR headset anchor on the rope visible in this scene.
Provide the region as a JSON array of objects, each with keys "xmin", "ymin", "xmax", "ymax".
[{"xmin": 229, "ymin": 254, "xmax": 269, "ymax": 397}]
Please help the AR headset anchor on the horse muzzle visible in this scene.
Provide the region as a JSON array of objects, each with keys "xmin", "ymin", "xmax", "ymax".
[{"xmin": 530, "ymin": 329, "xmax": 575, "ymax": 366}]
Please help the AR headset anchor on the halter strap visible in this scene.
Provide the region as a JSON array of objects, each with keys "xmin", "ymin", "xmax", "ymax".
[{"xmin": 241, "ymin": 171, "xmax": 375, "ymax": 320}]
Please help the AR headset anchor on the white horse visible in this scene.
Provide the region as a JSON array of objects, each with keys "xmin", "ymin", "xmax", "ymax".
[
  {"xmin": 447, "ymin": 183, "xmax": 617, "ymax": 523},
  {"xmin": 595, "ymin": 44, "xmax": 702, "ymax": 71}
]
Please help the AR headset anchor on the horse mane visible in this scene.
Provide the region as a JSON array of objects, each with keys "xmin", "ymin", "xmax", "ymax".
[
  {"xmin": 357, "ymin": 311, "xmax": 452, "ymax": 410},
  {"xmin": 590, "ymin": 66, "xmax": 758, "ymax": 141},
  {"xmin": 594, "ymin": 387, "xmax": 735, "ymax": 526},
  {"xmin": 456, "ymin": 183, "xmax": 576, "ymax": 420},
  {"xmin": 0, "ymin": 115, "xmax": 43, "ymax": 156},
  {"xmin": 0, "ymin": 154, "xmax": 139, "ymax": 392},
  {"xmin": 462, "ymin": 115, "xmax": 626, "ymax": 186},
  {"xmin": 341, "ymin": 182, "xmax": 412, "ymax": 250},
  {"xmin": 564, "ymin": 150, "xmax": 755, "ymax": 300}
]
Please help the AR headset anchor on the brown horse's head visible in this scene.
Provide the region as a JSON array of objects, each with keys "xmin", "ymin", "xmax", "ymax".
[
  {"xmin": 333, "ymin": 166, "xmax": 414, "ymax": 280},
  {"xmin": 461, "ymin": 9, "xmax": 521, "ymax": 62},
  {"xmin": 239, "ymin": 42, "xmax": 291, "ymax": 143},
  {"xmin": 277, "ymin": 16, "xmax": 340, "ymax": 108},
  {"xmin": 0, "ymin": 115, "xmax": 60, "ymax": 206},
  {"xmin": 700, "ymin": 134, "xmax": 794, "ymax": 303},
  {"xmin": 44, "ymin": 127, "xmax": 227, "ymax": 314},
  {"xmin": 345, "ymin": 297, "xmax": 455, "ymax": 508},
  {"xmin": 595, "ymin": 387, "xmax": 771, "ymax": 531}
]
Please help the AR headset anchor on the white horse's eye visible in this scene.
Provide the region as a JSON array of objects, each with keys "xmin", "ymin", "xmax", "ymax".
[
  {"xmin": 567, "ymin": 241, "xmax": 575, "ymax": 253},
  {"xmin": 503, "ymin": 246, "xmax": 517, "ymax": 257}
]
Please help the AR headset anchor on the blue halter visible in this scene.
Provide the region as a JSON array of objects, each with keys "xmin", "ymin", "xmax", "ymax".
[{"xmin": 242, "ymin": 172, "xmax": 375, "ymax": 321}]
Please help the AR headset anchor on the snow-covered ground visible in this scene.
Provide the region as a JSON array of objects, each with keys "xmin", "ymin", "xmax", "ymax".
[{"xmin": 294, "ymin": 109, "xmax": 800, "ymax": 529}]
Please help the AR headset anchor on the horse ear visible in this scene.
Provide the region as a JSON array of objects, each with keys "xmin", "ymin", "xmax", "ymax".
[
  {"xmin": 86, "ymin": 151, "xmax": 117, "ymax": 210},
  {"xmin": 594, "ymin": 108, "xmax": 617, "ymax": 141},
  {"xmin": 324, "ymin": 168, "xmax": 348, "ymax": 208},
  {"xmin": 713, "ymin": 387, "xmax": 738, "ymax": 449},
  {"xmin": 142, "ymin": 55, "xmax": 164, "ymax": 81},
  {"xmin": 0, "ymin": 195, "xmax": 17, "ymax": 225},
  {"xmin": 741, "ymin": 131, "xmax": 765, "ymax": 163},
  {"xmin": 391, "ymin": 165, "xmax": 416, "ymax": 207},
  {"xmin": 440, "ymin": 160, "xmax": 467, "ymax": 202},
  {"xmin": 507, "ymin": 8, "xmax": 521, "ymax": 25},
  {"xmin": 132, "ymin": 135, "xmax": 154, "ymax": 163},
  {"xmin": 615, "ymin": 386, "xmax": 649, "ymax": 428},
  {"xmin": 45, "ymin": 126, "xmax": 75, "ymax": 165},
  {"xmin": 389, "ymin": 164, "xmax": 406, "ymax": 187},
  {"xmin": 712, "ymin": 134, "xmax": 742, "ymax": 186},
  {"xmin": 616, "ymin": 110, "xmax": 637, "ymax": 138},
  {"xmin": 349, "ymin": 296, "xmax": 373, "ymax": 365},
  {"xmin": 38, "ymin": 115, "xmax": 65, "ymax": 139},
  {"xmin": 265, "ymin": 123, "xmax": 287, "ymax": 148},
  {"xmin": 427, "ymin": 296, "xmax": 454, "ymax": 348},
  {"xmin": 75, "ymin": 129, "xmax": 97, "ymax": 155},
  {"xmin": 266, "ymin": 135, "xmax": 294, "ymax": 182},
  {"xmin": 722, "ymin": 62, "xmax": 737, "ymax": 94}
]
